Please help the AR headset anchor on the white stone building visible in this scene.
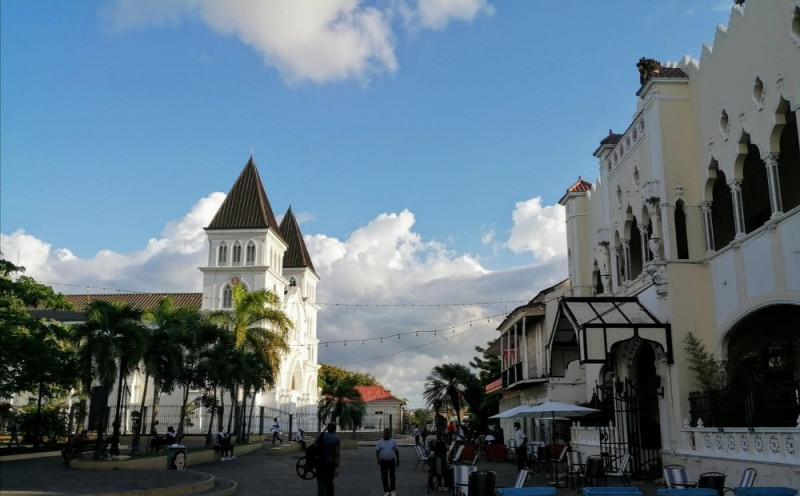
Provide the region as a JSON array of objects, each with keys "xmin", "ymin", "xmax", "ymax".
[{"xmin": 495, "ymin": 1, "xmax": 799, "ymax": 485}]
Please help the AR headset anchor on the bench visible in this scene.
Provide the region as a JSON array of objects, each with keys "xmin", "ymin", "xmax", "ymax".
[
  {"xmin": 148, "ymin": 434, "xmax": 184, "ymax": 453},
  {"xmin": 61, "ymin": 433, "xmax": 110, "ymax": 463}
]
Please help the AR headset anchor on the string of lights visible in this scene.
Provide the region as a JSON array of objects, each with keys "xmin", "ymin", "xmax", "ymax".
[
  {"xmin": 288, "ymin": 312, "xmax": 507, "ymax": 349},
  {"xmin": 337, "ymin": 318, "xmax": 499, "ymax": 367},
  {"xmin": 39, "ymin": 281, "xmax": 529, "ymax": 308}
]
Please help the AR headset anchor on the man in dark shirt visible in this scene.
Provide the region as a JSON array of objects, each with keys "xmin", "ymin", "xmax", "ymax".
[{"xmin": 317, "ymin": 423, "xmax": 341, "ymax": 496}]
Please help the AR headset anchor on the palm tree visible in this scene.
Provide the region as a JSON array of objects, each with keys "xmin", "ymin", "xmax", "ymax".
[
  {"xmin": 209, "ymin": 283, "xmax": 291, "ymax": 440},
  {"xmin": 173, "ymin": 311, "xmax": 226, "ymax": 436},
  {"xmin": 75, "ymin": 300, "xmax": 147, "ymax": 458},
  {"xmin": 318, "ymin": 376, "xmax": 365, "ymax": 433},
  {"xmin": 422, "ymin": 363, "xmax": 480, "ymax": 425}
]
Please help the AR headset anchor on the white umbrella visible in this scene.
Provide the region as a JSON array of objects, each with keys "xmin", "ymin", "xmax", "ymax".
[
  {"xmin": 488, "ymin": 404, "xmax": 535, "ymax": 419},
  {"xmin": 513, "ymin": 401, "xmax": 600, "ymax": 488},
  {"xmin": 515, "ymin": 401, "xmax": 599, "ymax": 419}
]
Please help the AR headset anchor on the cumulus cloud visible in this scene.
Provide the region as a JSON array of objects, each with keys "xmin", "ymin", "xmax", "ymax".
[
  {"xmin": 507, "ymin": 196, "xmax": 567, "ymax": 263},
  {"xmin": 0, "ymin": 193, "xmax": 568, "ymax": 406},
  {"xmin": 101, "ymin": 0, "xmax": 494, "ymax": 85}
]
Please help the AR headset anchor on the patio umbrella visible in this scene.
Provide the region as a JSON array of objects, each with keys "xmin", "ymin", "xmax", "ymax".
[
  {"xmin": 488, "ymin": 404, "xmax": 537, "ymax": 419},
  {"xmin": 515, "ymin": 401, "xmax": 600, "ymax": 488}
]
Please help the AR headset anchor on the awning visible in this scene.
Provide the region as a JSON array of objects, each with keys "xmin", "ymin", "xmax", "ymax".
[{"xmin": 550, "ymin": 296, "xmax": 673, "ymax": 364}]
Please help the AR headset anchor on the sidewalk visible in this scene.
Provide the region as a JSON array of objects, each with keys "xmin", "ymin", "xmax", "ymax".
[{"xmin": 0, "ymin": 441, "xmax": 665, "ymax": 496}]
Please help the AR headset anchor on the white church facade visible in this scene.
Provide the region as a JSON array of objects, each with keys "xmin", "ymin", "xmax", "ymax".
[{"xmin": 36, "ymin": 157, "xmax": 320, "ymax": 436}]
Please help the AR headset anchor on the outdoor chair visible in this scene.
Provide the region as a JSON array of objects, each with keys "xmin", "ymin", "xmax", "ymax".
[
  {"xmin": 697, "ymin": 471, "xmax": 726, "ymax": 496},
  {"xmin": 506, "ymin": 439, "xmax": 517, "ymax": 462},
  {"xmin": 414, "ymin": 443, "xmax": 431, "ymax": 471},
  {"xmin": 663, "ymin": 464, "xmax": 695, "ymax": 489},
  {"xmin": 604, "ymin": 453, "xmax": 631, "ymax": 487},
  {"xmin": 452, "ymin": 463, "xmax": 477, "ymax": 496},
  {"xmin": 722, "ymin": 468, "xmax": 756, "ymax": 495},
  {"xmin": 537, "ymin": 445, "xmax": 553, "ymax": 473},
  {"xmin": 566, "ymin": 450, "xmax": 584, "ymax": 489},
  {"xmin": 584, "ymin": 455, "xmax": 606, "ymax": 487}
]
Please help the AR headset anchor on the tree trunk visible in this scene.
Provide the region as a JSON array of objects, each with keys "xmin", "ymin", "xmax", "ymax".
[
  {"xmin": 177, "ymin": 382, "xmax": 190, "ymax": 437},
  {"xmin": 110, "ymin": 361, "xmax": 126, "ymax": 456},
  {"xmin": 239, "ymin": 387, "xmax": 248, "ymax": 443},
  {"xmin": 33, "ymin": 380, "xmax": 43, "ymax": 449},
  {"xmin": 205, "ymin": 387, "xmax": 217, "ymax": 447},
  {"xmin": 247, "ymin": 392, "xmax": 256, "ymax": 442},
  {"xmin": 131, "ymin": 372, "xmax": 149, "ymax": 454}
]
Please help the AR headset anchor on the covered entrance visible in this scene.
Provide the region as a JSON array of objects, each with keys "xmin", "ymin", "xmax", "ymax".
[{"xmin": 551, "ymin": 297, "xmax": 672, "ymax": 479}]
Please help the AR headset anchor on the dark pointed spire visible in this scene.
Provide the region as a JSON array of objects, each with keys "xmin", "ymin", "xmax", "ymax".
[
  {"xmin": 279, "ymin": 206, "xmax": 318, "ymax": 278},
  {"xmin": 206, "ymin": 157, "xmax": 281, "ymax": 232}
]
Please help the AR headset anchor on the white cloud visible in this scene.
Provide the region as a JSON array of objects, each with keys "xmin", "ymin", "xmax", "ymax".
[
  {"xmin": 415, "ymin": 0, "xmax": 494, "ymax": 30},
  {"xmin": 506, "ymin": 196, "xmax": 567, "ymax": 263},
  {"xmin": 0, "ymin": 194, "xmax": 568, "ymax": 406},
  {"xmin": 101, "ymin": 0, "xmax": 494, "ymax": 85}
]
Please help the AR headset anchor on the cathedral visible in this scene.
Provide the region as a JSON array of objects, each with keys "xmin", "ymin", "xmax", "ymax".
[{"xmin": 52, "ymin": 157, "xmax": 320, "ymax": 433}]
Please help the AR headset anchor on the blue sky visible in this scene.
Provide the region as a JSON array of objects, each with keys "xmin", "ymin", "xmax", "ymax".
[{"xmin": 1, "ymin": 0, "xmax": 734, "ymax": 406}]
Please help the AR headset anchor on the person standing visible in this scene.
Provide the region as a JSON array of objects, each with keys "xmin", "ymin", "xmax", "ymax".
[
  {"xmin": 271, "ymin": 417, "xmax": 283, "ymax": 444},
  {"xmin": 513, "ymin": 421, "xmax": 528, "ymax": 472},
  {"xmin": 421, "ymin": 425, "xmax": 429, "ymax": 447},
  {"xmin": 375, "ymin": 427, "xmax": 400, "ymax": 496},
  {"xmin": 316, "ymin": 423, "xmax": 341, "ymax": 496},
  {"xmin": 412, "ymin": 424, "xmax": 420, "ymax": 445}
]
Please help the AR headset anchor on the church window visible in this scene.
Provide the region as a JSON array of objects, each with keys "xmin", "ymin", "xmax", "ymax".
[
  {"xmin": 289, "ymin": 276, "xmax": 297, "ymax": 287},
  {"xmin": 222, "ymin": 284, "xmax": 233, "ymax": 308},
  {"xmin": 218, "ymin": 243, "xmax": 228, "ymax": 266},
  {"xmin": 232, "ymin": 243, "xmax": 242, "ymax": 265},
  {"xmin": 675, "ymin": 199, "xmax": 689, "ymax": 259},
  {"xmin": 246, "ymin": 242, "xmax": 256, "ymax": 265}
]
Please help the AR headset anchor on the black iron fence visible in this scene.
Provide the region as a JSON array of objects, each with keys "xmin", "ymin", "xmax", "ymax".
[{"xmin": 688, "ymin": 381, "xmax": 800, "ymax": 428}]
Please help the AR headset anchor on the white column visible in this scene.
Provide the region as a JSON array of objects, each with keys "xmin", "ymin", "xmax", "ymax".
[
  {"xmin": 728, "ymin": 178, "xmax": 746, "ymax": 238},
  {"xmin": 699, "ymin": 201, "xmax": 715, "ymax": 255},
  {"xmin": 762, "ymin": 152, "xmax": 783, "ymax": 218}
]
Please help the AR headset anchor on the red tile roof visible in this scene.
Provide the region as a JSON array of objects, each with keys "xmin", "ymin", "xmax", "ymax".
[
  {"xmin": 61, "ymin": 293, "xmax": 202, "ymax": 312},
  {"xmin": 355, "ymin": 385, "xmax": 401, "ymax": 403},
  {"xmin": 566, "ymin": 176, "xmax": 592, "ymax": 193},
  {"xmin": 600, "ymin": 129, "xmax": 623, "ymax": 146}
]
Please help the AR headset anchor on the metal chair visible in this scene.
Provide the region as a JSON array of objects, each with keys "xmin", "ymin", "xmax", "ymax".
[
  {"xmin": 663, "ymin": 464, "xmax": 695, "ymax": 489},
  {"xmin": 723, "ymin": 468, "xmax": 756, "ymax": 495},
  {"xmin": 604, "ymin": 453, "xmax": 631, "ymax": 487},
  {"xmin": 698, "ymin": 471, "xmax": 726, "ymax": 496},
  {"xmin": 506, "ymin": 440, "xmax": 517, "ymax": 462},
  {"xmin": 566, "ymin": 450, "xmax": 584, "ymax": 489},
  {"xmin": 452, "ymin": 464, "xmax": 477, "ymax": 496},
  {"xmin": 584, "ymin": 455, "xmax": 606, "ymax": 487},
  {"xmin": 414, "ymin": 443, "xmax": 431, "ymax": 471}
]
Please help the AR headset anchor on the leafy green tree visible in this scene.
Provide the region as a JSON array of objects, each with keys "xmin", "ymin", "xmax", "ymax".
[
  {"xmin": 468, "ymin": 340, "xmax": 502, "ymax": 431},
  {"xmin": 423, "ymin": 363, "xmax": 481, "ymax": 424},
  {"xmin": 318, "ymin": 363, "xmax": 378, "ymax": 389},
  {"xmin": 74, "ymin": 300, "xmax": 148, "ymax": 457},
  {"xmin": 318, "ymin": 375, "xmax": 365, "ymax": 433},
  {"xmin": 683, "ymin": 332, "xmax": 725, "ymax": 390},
  {"xmin": 0, "ymin": 259, "xmax": 77, "ymax": 447}
]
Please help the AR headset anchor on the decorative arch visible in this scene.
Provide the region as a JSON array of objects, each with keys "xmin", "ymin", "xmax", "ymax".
[
  {"xmin": 221, "ymin": 284, "xmax": 233, "ymax": 308},
  {"xmin": 774, "ymin": 100, "xmax": 800, "ymax": 212},
  {"xmin": 674, "ymin": 198, "xmax": 689, "ymax": 259},
  {"xmin": 232, "ymin": 242, "xmax": 242, "ymax": 265},
  {"xmin": 734, "ymin": 134, "xmax": 771, "ymax": 233},
  {"xmin": 218, "ymin": 242, "xmax": 228, "ymax": 266},
  {"xmin": 245, "ymin": 241, "xmax": 256, "ymax": 266}
]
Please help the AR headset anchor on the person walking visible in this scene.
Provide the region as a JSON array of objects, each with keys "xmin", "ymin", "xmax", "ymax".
[
  {"xmin": 375, "ymin": 427, "xmax": 400, "ymax": 496},
  {"xmin": 412, "ymin": 424, "xmax": 420, "ymax": 445},
  {"xmin": 513, "ymin": 421, "xmax": 528, "ymax": 472},
  {"xmin": 9, "ymin": 420, "xmax": 20, "ymax": 447},
  {"xmin": 271, "ymin": 417, "xmax": 283, "ymax": 444},
  {"xmin": 316, "ymin": 423, "xmax": 341, "ymax": 496}
]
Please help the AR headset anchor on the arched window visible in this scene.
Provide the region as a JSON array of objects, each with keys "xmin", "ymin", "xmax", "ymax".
[
  {"xmin": 222, "ymin": 285, "xmax": 233, "ymax": 308},
  {"xmin": 741, "ymin": 143, "xmax": 771, "ymax": 233},
  {"xmin": 628, "ymin": 217, "xmax": 643, "ymax": 279},
  {"xmin": 711, "ymin": 167, "xmax": 735, "ymax": 250},
  {"xmin": 674, "ymin": 199, "xmax": 689, "ymax": 259},
  {"xmin": 232, "ymin": 243, "xmax": 242, "ymax": 265},
  {"xmin": 592, "ymin": 262, "xmax": 604, "ymax": 295},
  {"xmin": 246, "ymin": 242, "xmax": 256, "ymax": 265},
  {"xmin": 218, "ymin": 243, "xmax": 228, "ymax": 266},
  {"xmin": 289, "ymin": 276, "xmax": 297, "ymax": 287},
  {"xmin": 778, "ymin": 105, "xmax": 800, "ymax": 212}
]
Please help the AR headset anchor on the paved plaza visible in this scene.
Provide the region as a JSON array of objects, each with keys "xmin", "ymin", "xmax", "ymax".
[{"xmin": 0, "ymin": 441, "xmax": 666, "ymax": 496}]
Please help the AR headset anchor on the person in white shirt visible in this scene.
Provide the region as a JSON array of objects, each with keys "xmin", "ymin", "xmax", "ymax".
[
  {"xmin": 413, "ymin": 425, "xmax": 420, "ymax": 445},
  {"xmin": 271, "ymin": 417, "xmax": 282, "ymax": 445},
  {"xmin": 513, "ymin": 421, "xmax": 528, "ymax": 472},
  {"xmin": 375, "ymin": 428, "xmax": 400, "ymax": 496}
]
